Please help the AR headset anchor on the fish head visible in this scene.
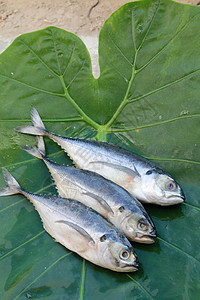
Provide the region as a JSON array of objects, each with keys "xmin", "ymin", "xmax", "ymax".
[
  {"xmin": 115, "ymin": 204, "xmax": 156, "ymax": 243},
  {"xmin": 126, "ymin": 213, "xmax": 156, "ymax": 243},
  {"xmin": 141, "ymin": 168, "xmax": 185, "ymax": 205},
  {"xmin": 98, "ymin": 232, "xmax": 139, "ymax": 272}
]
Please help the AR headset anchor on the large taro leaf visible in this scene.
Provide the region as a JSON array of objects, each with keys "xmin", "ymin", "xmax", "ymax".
[{"xmin": 0, "ymin": 0, "xmax": 200, "ymax": 298}]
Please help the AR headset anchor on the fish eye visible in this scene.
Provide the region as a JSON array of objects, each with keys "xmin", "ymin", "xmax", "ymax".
[
  {"xmin": 119, "ymin": 206, "xmax": 125, "ymax": 212},
  {"xmin": 166, "ymin": 181, "xmax": 176, "ymax": 191},
  {"xmin": 146, "ymin": 170, "xmax": 152, "ymax": 175},
  {"xmin": 119, "ymin": 249, "xmax": 130, "ymax": 260},
  {"xmin": 138, "ymin": 220, "xmax": 148, "ymax": 231},
  {"xmin": 100, "ymin": 234, "xmax": 107, "ymax": 242}
]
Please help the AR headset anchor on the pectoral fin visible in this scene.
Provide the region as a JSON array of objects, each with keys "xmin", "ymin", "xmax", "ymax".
[
  {"xmin": 89, "ymin": 161, "xmax": 141, "ymax": 180},
  {"xmin": 55, "ymin": 220, "xmax": 95, "ymax": 246},
  {"xmin": 82, "ymin": 191, "xmax": 114, "ymax": 216}
]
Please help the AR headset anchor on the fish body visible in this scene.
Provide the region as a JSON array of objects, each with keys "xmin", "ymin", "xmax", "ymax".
[
  {"xmin": 0, "ymin": 168, "xmax": 139, "ymax": 272},
  {"xmin": 22, "ymin": 137, "xmax": 156, "ymax": 243},
  {"xmin": 16, "ymin": 107, "xmax": 185, "ymax": 206}
]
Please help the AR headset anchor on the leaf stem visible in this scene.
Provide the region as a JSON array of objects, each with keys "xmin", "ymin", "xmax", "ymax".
[{"xmin": 96, "ymin": 128, "xmax": 107, "ymax": 141}]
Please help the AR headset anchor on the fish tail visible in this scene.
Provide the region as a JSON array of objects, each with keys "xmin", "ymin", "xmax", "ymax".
[
  {"xmin": 30, "ymin": 106, "xmax": 46, "ymax": 130},
  {"xmin": 21, "ymin": 136, "xmax": 46, "ymax": 160},
  {"xmin": 15, "ymin": 106, "xmax": 47, "ymax": 136},
  {"xmin": 0, "ymin": 168, "xmax": 21, "ymax": 196}
]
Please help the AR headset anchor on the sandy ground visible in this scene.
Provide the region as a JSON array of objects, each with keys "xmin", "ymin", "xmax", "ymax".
[{"xmin": 0, "ymin": 0, "xmax": 199, "ymax": 75}]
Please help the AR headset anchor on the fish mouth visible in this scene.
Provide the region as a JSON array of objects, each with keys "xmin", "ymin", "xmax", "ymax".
[
  {"xmin": 135, "ymin": 230, "xmax": 157, "ymax": 244},
  {"xmin": 132, "ymin": 258, "xmax": 140, "ymax": 270},
  {"xmin": 169, "ymin": 188, "xmax": 185, "ymax": 203},
  {"xmin": 162, "ymin": 195, "xmax": 185, "ymax": 206},
  {"xmin": 118, "ymin": 265, "xmax": 139, "ymax": 272},
  {"xmin": 122, "ymin": 259, "xmax": 139, "ymax": 272},
  {"xmin": 134, "ymin": 235, "xmax": 156, "ymax": 244},
  {"xmin": 180, "ymin": 190, "xmax": 185, "ymax": 201},
  {"xmin": 119, "ymin": 255, "xmax": 139, "ymax": 272},
  {"xmin": 112, "ymin": 261, "xmax": 139, "ymax": 272}
]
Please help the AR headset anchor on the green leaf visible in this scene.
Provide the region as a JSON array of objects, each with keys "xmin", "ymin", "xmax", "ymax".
[{"xmin": 0, "ymin": 0, "xmax": 200, "ymax": 299}]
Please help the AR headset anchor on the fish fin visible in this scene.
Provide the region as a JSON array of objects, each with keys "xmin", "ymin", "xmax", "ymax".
[
  {"xmin": 36, "ymin": 136, "xmax": 46, "ymax": 155},
  {"xmin": 82, "ymin": 191, "xmax": 114, "ymax": 216},
  {"xmin": 15, "ymin": 106, "xmax": 47, "ymax": 136},
  {"xmin": 31, "ymin": 106, "xmax": 46, "ymax": 129},
  {"xmin": 20, "ymin": 136, "xmax": 46, "ymax": 160},
  {"xmin": 0, "ymin": 168, "xmax": 21, "ymax": 196},
  {"xmin": 20, "ymin": 145, "xmax": 43, "ymax": 160},
  {"xmin": 55, "ymin": 220, "xmax": 95, "ymax": 246},
  {"xmin": 89, "ymin": 161, "xmax": 141, "ymax": 180},
  {"xmin": 15, "ymin": 125, "xmax": 44, "ymax": 136}
]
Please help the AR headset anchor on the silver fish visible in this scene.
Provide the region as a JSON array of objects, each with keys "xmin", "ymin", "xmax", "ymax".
[
  {"xmin": 21, "ymin": 136, "xmax": 156, "ymax": 243},
  {"xmin": 16, "ymin": 107, "xmax": 185, "ymax": 206},
  {"xmin": 0, "ymin": 168, "xmax": 139, "ymax": 272}
]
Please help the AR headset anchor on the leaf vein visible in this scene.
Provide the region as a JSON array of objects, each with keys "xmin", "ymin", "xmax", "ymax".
[
  {"xmin": 1, "ymin": 150, "xmax": 64, "ymax": 169},
  {"xmin": 129, "ymin": 67, "xmax": 200, "ymax": 102},
  {"xmin": 157, "ymin": 237, "xmax": 200, "ymax": 264},
  {"xmin": 108, "ymin": 33, "xmax": 133, "ymax": 66},
  {"xmin": 64, "ymin": 59, "xmax": 87, "ymax": 90},
  {"xmin": 109, "ymin": 114, "xmax": 200, "ymax": 132},
  {"xmin": 19, "ymin": 38, "xmax": 60, "ymax": 78},
  {"xmin": 137, "ymin": 11, "xmax": 200, "ymax": 73},
  {"xmin": 145, "ymin": 156, "xmax": 200, "ymax": 166},
  {"xmin": 131, "ymin": 9, "xmax": 137, "ymax": 52},
  {"xmin": 13, "ymin": 252, "xmax": 72, "ymax": 300},
  {"xmin": 50, "ymin": 28, "xmax": 62, "ymax": 75},
  {"xmin": 0, "ymin": 231, "xmax": 45, "ymax": 261},
  {"xmin": 0, "ymin": 183, "xmax": 55, "ymax": 213},
  {"xmin": 62, "ymin": 46, "xmax": 75, "ymax": 77},
  {"xmin": 79, "ymin": 259, "xmax": 86, "ymax": 300},
  {"xmin": 103, "ymin": 56, "xmax": 129, "ymax": 82},
  {"xmin": 137, "ymin": 0, "xmax": 161, "ymax": 52},
  {"xmin": 127, "ymin": 274, "xmax": 154, "ymax": 300},
  {"xmin": 183, "ymin": 202, "xmax": 200, "ymax": 212},
  {"xmin": 0, "ymin": 117, "xmax": 83, "ymax": 122},
  {"xmin": 0, "ymin": 73, "xmax": 64, "ymax": 97}
]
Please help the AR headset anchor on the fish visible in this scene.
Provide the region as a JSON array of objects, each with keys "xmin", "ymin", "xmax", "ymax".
[
  {"xmin": 16, "ymin": 107, "xmax": 185, "ymax": 206},
  {"xmin": 21, "ymin": 136, "xmax": 156, "ymax": 244},
  {"xmin": 0, "ymin": 168, "xmax": 139, "ymax": 272}
]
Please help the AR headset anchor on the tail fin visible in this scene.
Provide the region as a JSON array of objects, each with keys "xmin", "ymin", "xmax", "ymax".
[
  {"xmin": 0, "ymin": 168, "xmax": 21, "ymax": 196},
  {"xmin": 15, "ymin": 106, "xmax": 46, "ymax": 136},
  {"xmin": 31, "ymin": 106, "xmax": 46, "ymax": 129},
  {"xmin": 21, "ymin": 136, "xmax": 46, "ymax": 160}
]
